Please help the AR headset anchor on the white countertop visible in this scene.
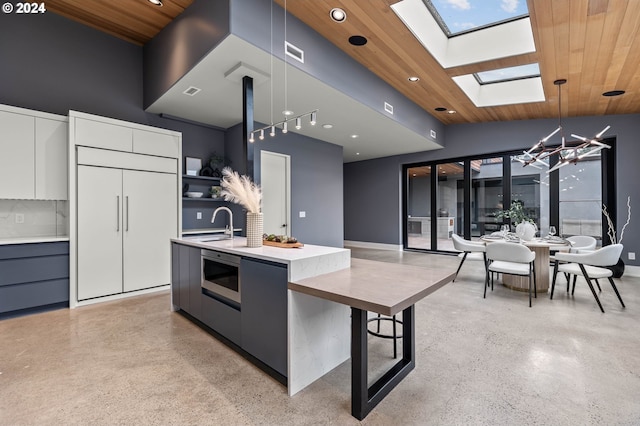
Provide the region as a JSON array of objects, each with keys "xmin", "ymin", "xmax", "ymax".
[
  {"xmin": 0, "ymin": 236, "xmax": 69, "ymax": 246},
  {"xmin": 172, "ymin": 236, "xmax": 351, "ymax": 281}
]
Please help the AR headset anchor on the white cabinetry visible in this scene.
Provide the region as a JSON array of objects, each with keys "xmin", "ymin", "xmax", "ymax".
[
  {"xmin": 0, "ymin": 109, "xmax": 34, "ymax": 199},
  {"xmin": 0, "ymin": 104, "xmax": 67, "ymax": 200},
  {"xmin": 70, "ymin": 111, "xmax": 181, "ymax": 307}
]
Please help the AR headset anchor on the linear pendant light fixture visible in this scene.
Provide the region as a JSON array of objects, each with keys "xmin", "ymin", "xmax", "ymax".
[
  {"xmin": 518, "ymin": 79, "xmax": 611, "ymax": 173},
  {"xmin": 249, "ymin": 0, "xmax": 318, "ymax": 144}
]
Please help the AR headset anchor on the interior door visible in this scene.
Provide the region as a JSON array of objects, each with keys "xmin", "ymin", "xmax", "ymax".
[
  {"xmin": 122, "ymin": 169, "xmax": 177, "ymax": 292},
  {"xmin": 261, "ymin": 151, "xmax": 290, "ymax": 236},
  {"xmin": 77, "ymin": 165, "xmax": 123, "ymax": 300}
]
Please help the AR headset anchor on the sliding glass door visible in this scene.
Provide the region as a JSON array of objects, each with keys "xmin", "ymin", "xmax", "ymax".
[{"xmin": 403, "ymin": 140, "xmax": 614, "ymax": 252}]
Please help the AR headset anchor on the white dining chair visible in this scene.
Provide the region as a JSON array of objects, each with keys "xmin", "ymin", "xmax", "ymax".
[
  {"xmin": 559, "ymin": 235, "xmax": 599, "ymax": 291},
  {"xmin": 551, "ymin": 244, "xmax": 624, "ymax": 313},
  {"xmin": 485, "ymin": 242, "xmax": 537, "ymax": 307},
  {"xmin": 451, "ymin": 233, "xmax": 486, "ymax": 282}
]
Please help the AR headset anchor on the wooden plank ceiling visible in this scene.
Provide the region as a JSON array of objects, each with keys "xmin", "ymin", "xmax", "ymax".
[
  {"xmin": 45, "ymin": 0, "xmax": 193, "ymax": 46},
  {"xmin": 47, "ymin": 0, "xmax": 640, "ymax": 125}
]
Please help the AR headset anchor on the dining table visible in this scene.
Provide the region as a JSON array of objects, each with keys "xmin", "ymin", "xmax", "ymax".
[{"xmin": 480, "ymin": 234, "xmax": 571, "ymax": 293}]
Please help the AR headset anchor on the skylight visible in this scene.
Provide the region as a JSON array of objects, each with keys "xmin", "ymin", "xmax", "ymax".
[
  {"xmin": 475, "ymin": 63, "xmax": 540, "ymax": 84},
  {"xmin": 424, "ymin": 0, "xmax": 529, "ymax": 37}
]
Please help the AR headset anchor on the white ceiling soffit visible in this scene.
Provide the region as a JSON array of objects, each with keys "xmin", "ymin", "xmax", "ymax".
[
  {"xmin": 391, "ymin": 0, "xmax": 536, "ymax": 68},
  {"xmin": 452, "ymin": 75, "xmax": 545, "ymax": 107},
  {"xmin": 146, "ymin": 35, "xmax": 441, "ymax": 163}
]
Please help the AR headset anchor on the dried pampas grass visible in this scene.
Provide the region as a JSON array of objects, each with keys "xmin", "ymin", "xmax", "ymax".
[{"xmin": 220, "ymin": 167, "xmax": 261, "ymax": 213}]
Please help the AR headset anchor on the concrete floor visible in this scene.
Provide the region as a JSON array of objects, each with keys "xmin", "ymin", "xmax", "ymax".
[{"xmin": 1, "ymin": 248, "xmax": 640, "ymax": 425}]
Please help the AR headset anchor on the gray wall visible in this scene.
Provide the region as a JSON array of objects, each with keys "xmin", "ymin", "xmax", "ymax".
[
  {"xmin": 226, "ymin": 123, "xmax": 344, "ymax": 248},
  {"xmin": 344, "ymin": 114, "xmax": 640, "ymax": 265},
  {"xmin": 0, "ymin": 10, "xmax": 224, "ymax": 143},
  {"xmin": 143, "ymin": 0, "xmax": 231, "ymax": 108}
]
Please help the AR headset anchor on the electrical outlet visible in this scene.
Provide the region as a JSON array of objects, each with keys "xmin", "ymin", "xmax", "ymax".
[
  {"xmin": 430, "ymin": 129, "xmax": 437, "ymax": 139},
  {"xmin": 299, "ymin": 211, "xmax": 306, "ymax": 218},
  {"xmin": 15, "ymin": 213, "xmax": 24, "ymax": 224},
  {"xmin": 628, "ymin": 252, "xmax": 635, "ymax": 260},
  {"xmin": 197, "ymin": 212, "xmax": 202, "ymax": 220}
]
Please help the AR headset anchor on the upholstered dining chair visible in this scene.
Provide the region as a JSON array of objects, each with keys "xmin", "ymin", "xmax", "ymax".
[
  {"xmin": 558, "ymin": 235, "xmax": 598, "ymax": 291},
  {"xmin": 551, "ymin": 244, "xmax": 625, "ymax": 313},
  {"xmin": 485, "ymin": 242, "xmax": 537, "ymax": 307},
  {"xmin": 451, "ymin": 233, "xmax": 486, "ymax": 282}
]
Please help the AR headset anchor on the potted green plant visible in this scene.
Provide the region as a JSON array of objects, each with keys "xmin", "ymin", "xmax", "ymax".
[{"xmin": 495, "ymin": 201, "xmax": 537, "ymax": 240}]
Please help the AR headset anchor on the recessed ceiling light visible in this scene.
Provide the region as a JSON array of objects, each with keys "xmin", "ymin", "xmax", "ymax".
[
  {"xmin": 351, "ymin": 134, "xmax": 359, "ymax": 138},
  {"xmin": 408, "ymin": 76, "xmax": 420, "ymax": 82},
  {"xmin": 356, "ymin": 152, "xmax": 360, "ymax": 155},
  {"xmin": 349, "ymin": 35, "xmax": 368, "ymax": 46},
  {"xmin": 435, "ymin": 107, "xmax": 447, "ymax": 112},
  {"xmin": 283, "ymin": 110, "xmax": 294, "ymax": 116},
  {"xmin": 322, "ymin": 124, "xmax": 333, "ymax": 129},
  {"xmin": 603, "ymin": 90, "xmax": 625, "ymax": 97},
  {"xmin": 330, "ymin": 8, "xmax": 346, "ymax": 23},
  {"xmin": 182, "ymin": 86, "xmax": 201, "ymax": 96},
  {"xmin": 447, "ymin": 110, "xmax": 457, "ymax": 114},
  {"xmin": 148, "ymin": 0, "xmax": 163, "ymax": 6}
]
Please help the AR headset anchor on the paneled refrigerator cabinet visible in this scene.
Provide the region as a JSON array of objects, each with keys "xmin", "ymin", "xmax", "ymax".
[{"xmin": 70, "ymin": 111, "xmax": 181, "ymax": 307}]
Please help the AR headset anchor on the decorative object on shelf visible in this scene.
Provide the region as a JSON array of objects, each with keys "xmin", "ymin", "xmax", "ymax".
[
  {"xmin": 495, "ymin": 201, "xmax": 537, "ymax": 241},
  {"xmin": 185, "ymin": 191, "xmax": 203, "ymax": 198},
  {"xmin": 208, "ymin": 152, "xmax": 231, "ymax": 178},
  {"xmin": 199, "ymin": 165, "xmax": 214, "ymax": 177},
  {"xmin": 185, "ymin": 157, "xmax": 202, "ymax": 176},
  {"xmin": 603, "ymin": 196, "xmax": 632, "ymax": 277},
  {"xmin": 209, "ymin": 186, "xmax": 222, "ymax": 199},
  {"xmin": 219, "ymin": 167, "xmax": 262, "ymax": 247},
  {"xmin": 516, "ymin": 79, "xmax": 612, "ymax": 173}
]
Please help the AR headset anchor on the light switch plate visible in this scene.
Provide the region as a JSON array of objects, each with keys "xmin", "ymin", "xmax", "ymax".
[
  {"xmin": 197, "ymin": 212, "xmax": 202, "ymax": 220},
  {"xmin": 299, "ymin": 211, "xmax": 306, "ymax": 218},
  {"xmin": 15, "ymin": 213, "xmax": 24, "ymax": 224},
  {"xmin": 629, "ymin": 252, "xmax": 635, "ymax": 260}
]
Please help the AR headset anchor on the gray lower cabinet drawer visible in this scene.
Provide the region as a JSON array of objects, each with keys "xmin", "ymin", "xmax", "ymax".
[
  {"xmin": 0, "ymin": 279, "xmax": 68, "ymax": 313},
  {"xmin": 0, "ymin": 242, "xmax": 69, "ymax": 315},
  {"xmin": 200, "ymin": 293, "xmax": 241, "ymax": 346}
]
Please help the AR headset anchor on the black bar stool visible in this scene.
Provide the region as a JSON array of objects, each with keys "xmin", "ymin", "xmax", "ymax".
[{"xmin": 367, "ymin": 314, "xmax": 403, "ymax": 358}]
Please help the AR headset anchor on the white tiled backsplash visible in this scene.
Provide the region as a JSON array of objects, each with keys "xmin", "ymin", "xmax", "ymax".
[{"xmin": 0, "ymin": 200, "xmax": 68, "ymax": 239}]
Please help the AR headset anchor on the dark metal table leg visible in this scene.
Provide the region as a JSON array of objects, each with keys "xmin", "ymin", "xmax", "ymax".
[{"xmin": 351, "ymin": 306, "xmax": 416, "ymax": 420}]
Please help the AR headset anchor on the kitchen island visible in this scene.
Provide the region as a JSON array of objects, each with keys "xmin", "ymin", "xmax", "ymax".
[{"xmin": 170, "ymin": 236, "xmax": 351, "ymax": 396}]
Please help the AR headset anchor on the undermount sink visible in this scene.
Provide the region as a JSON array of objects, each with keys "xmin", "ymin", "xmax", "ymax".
[{"xmin": 198, "ymin": 235, "xmax": 231, "ymax": 242}]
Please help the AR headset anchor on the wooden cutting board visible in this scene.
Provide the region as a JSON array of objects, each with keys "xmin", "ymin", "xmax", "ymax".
[{"xmin": 262, "ymin": 240, "xmax": 304, "ymax": 248}]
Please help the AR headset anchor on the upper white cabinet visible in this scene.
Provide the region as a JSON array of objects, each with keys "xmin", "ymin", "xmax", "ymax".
[
  {"xmin": 0, "ymin": 104, "xmax": 67, "ymax": 200},
  {"xmin": 35, "ymin": 117, "xmax": 68, "ymax": 200},
  {"xmin": 0, "ymin": 109, "xmax": 35, "ymax": 199},
  {"xmin": 75, "ymin": 118, "xmax": 133, "ymax": 152},
  {"xmin": 133, "ymin": 129, "xmax": 180, "ymax": 158}
]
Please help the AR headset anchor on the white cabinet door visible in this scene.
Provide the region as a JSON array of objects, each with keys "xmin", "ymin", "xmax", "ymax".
[
  {"xmin": 133, "ymin": 129, "xmax": 180, "ymax": 158},
  {"xmin": 0, "ymin": 110, "xmax": 35, "ymax": 199},
  {"xmin": 75, "ymin": 118, "xmax": 132, "ymax": 152},
  {"xmin": 122, "ymin": 170, "xmax": 177, "ymax": 292},
  {"xmin": 77, "ymin": 165, "xmax": 123, "ymax": 300},
  {"xmin": 35, "ymin": 118, "xmax": 67, "ymax": 200}
]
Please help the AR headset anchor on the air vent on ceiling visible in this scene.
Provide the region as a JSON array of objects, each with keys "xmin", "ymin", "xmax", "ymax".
[
  {"xmin": 285, "ymin": 41, "xmax": 304, "ymax": 63},
  {"xmin": 183, "ymin": 86, "xmax": 201, "ymax": 96},
  {"xmin": 384, "ymin": 102, "xmax": 394, "ymax": 115}
]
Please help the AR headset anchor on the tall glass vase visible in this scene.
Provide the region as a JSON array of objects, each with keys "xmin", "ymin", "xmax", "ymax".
[{"xmin": 246, "ymin": 212, "xmax": 263, "ymax": 248}]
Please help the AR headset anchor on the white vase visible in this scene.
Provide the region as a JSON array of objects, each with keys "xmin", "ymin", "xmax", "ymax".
[
  {"xmin": 515, "ymin": 222, "xmax": 537, "ymax": 241},
  {"xmin": 246, "ymin": 212, "xmax": 263, "ymax": 248}
]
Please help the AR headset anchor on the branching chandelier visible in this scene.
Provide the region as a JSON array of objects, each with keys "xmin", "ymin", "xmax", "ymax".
[{"xmin": 517, "ymin": 79, "xmax": 611, "ymax": 173}]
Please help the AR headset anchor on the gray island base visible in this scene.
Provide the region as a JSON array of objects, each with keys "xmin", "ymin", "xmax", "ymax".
[{"xmin": 170, "ymin": 237, "xmax": 454, "ymax": 420}]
